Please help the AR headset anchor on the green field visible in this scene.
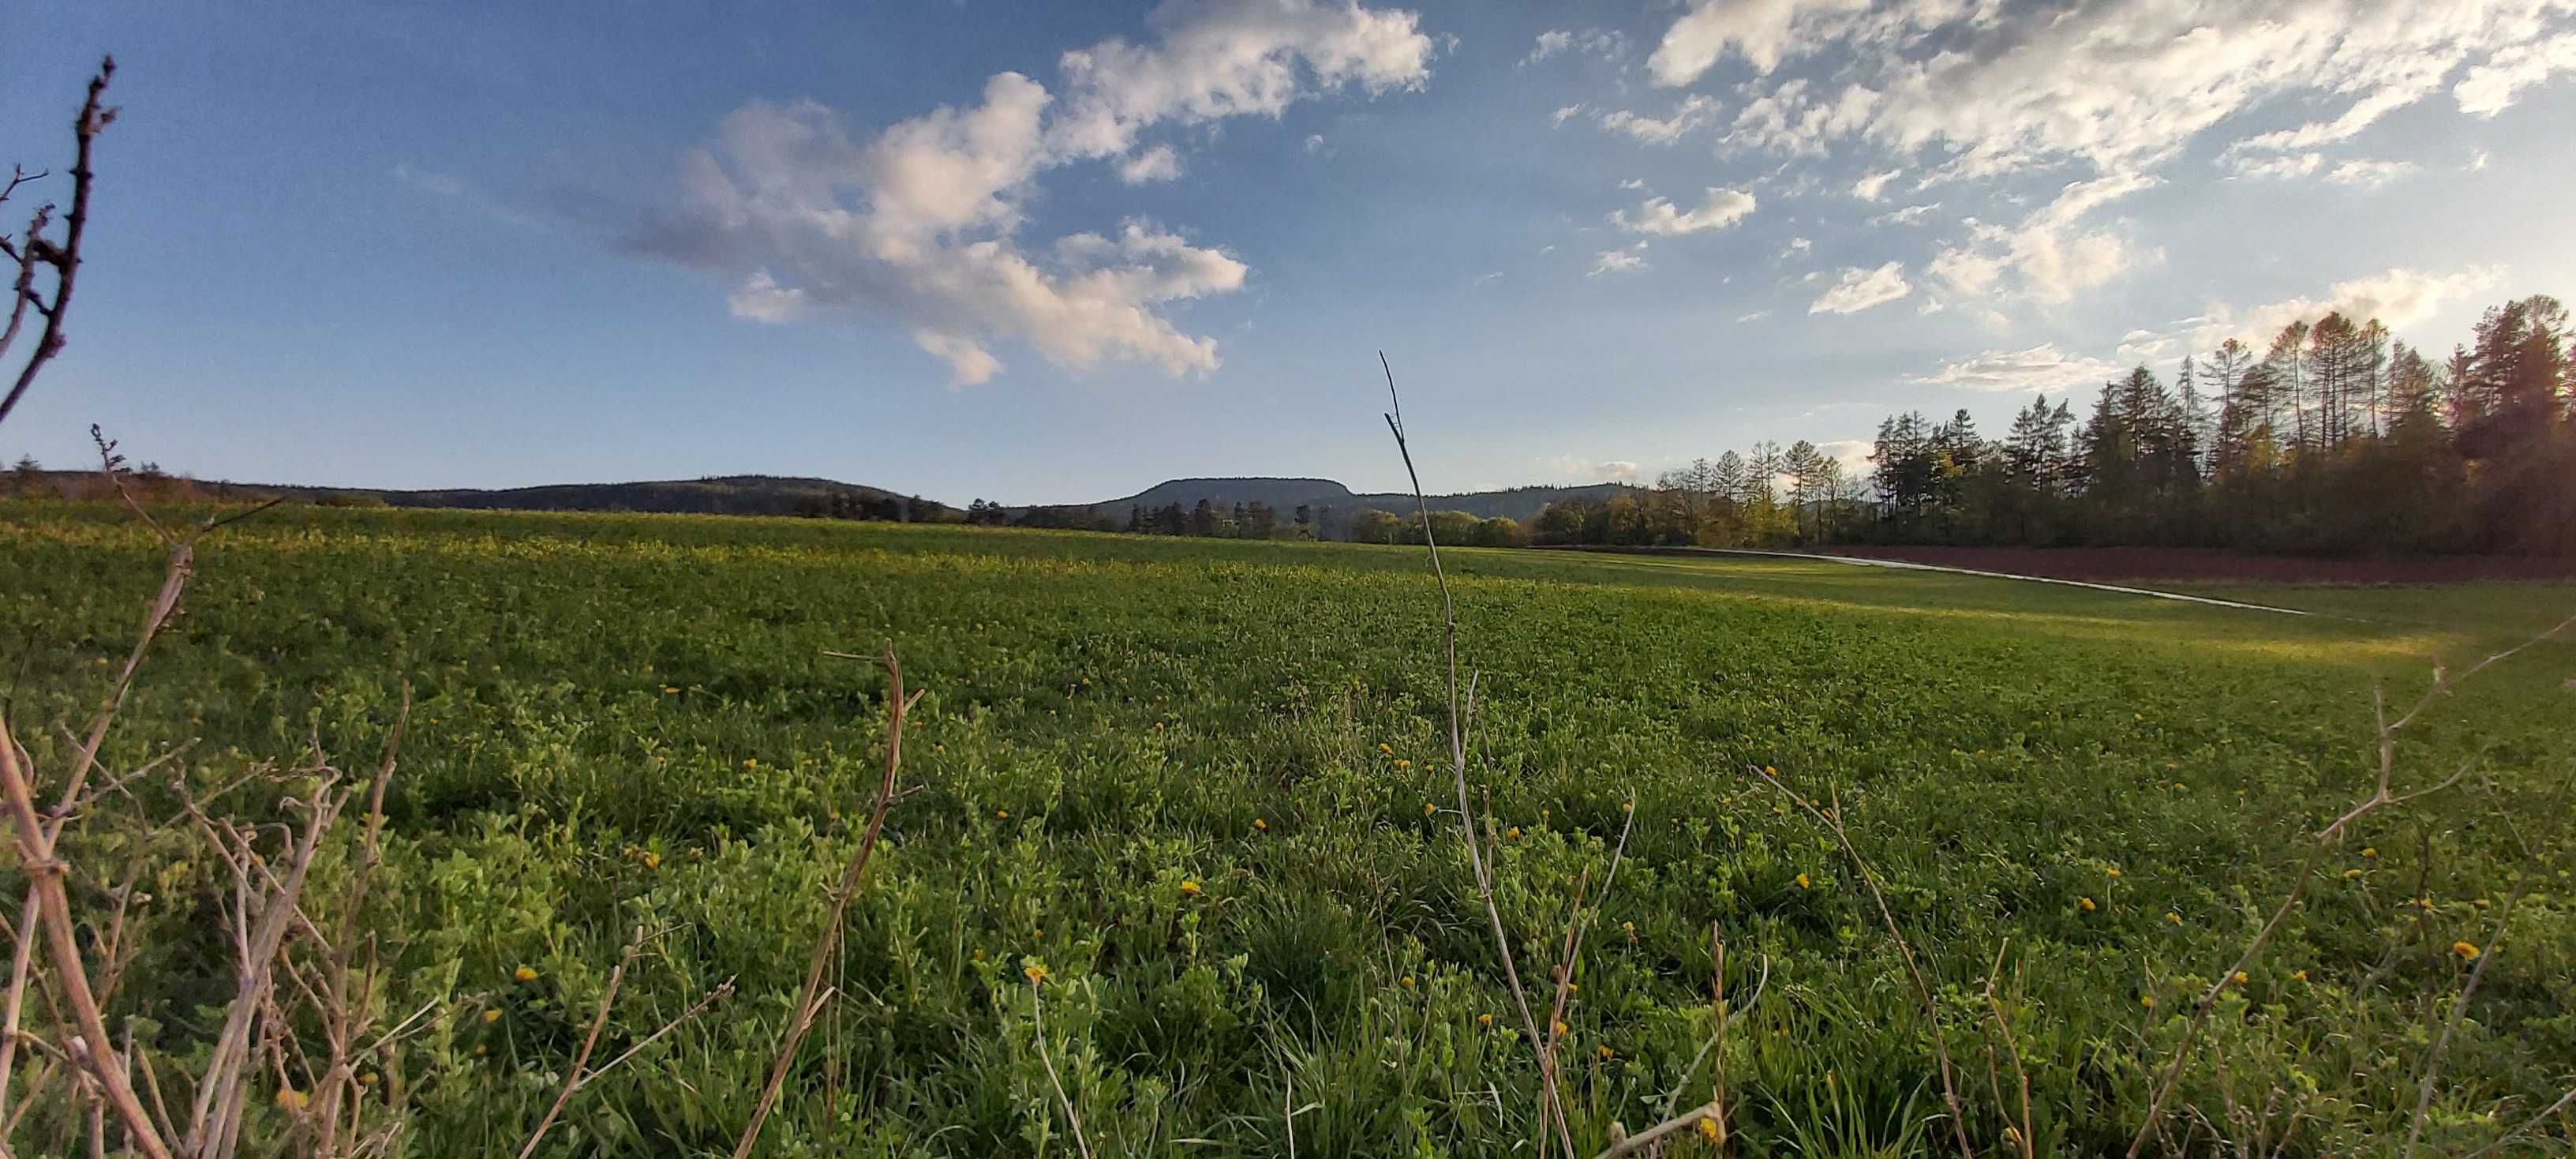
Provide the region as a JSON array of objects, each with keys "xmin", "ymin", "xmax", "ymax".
[{"xmin": 4, "ymin": 504, "xmax": 2572, "ymax": 1157}]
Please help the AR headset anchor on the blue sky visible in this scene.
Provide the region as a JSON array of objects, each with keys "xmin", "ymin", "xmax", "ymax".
[{"xmin": 7, "ymin": 1, "xmax": 2574, "ymax": 504}]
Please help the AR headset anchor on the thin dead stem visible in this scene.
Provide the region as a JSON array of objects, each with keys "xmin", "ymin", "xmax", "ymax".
[
  {"xmin": 1380, "ymin": 353, "xmax": 1569, "ymax": 1158},
  {"xmin": 1747, "ymin": 772, "xmax": 1975, "ymax": 1159},
  {"xmin": 1030, "ymin": 980, "xmax": 1094, "ymax": 1159},
  {"xmin": 731, "ymin": 644, "xmax": 921, "ymax": 1159}
]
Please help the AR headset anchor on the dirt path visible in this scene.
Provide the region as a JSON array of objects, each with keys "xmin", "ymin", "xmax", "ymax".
[{"xmin": 1571, "ymin": 546, "xmax": 2318, "ymax": 615}]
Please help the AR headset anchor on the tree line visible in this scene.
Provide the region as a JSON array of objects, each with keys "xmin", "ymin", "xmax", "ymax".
[
  {"xmin": 1512, "ymin": 441, "xmax": 1870, "ymax": 549},
  {"xmin": 1526, "ymin": 292, "xmax": 2576, "ymax": 557}
]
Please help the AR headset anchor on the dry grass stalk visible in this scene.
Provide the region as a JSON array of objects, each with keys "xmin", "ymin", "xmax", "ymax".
[
  {"xmin": 1747, "ymin": 772, "xmax": 1977, "ymax": 1159},
  {"xmin": 729, "ymin": 643, "xmax": 922, "ymax": 1159},
  {"xmin": 519, "ymin": 925, "xmax": 732, "ymax": 1159},
  {"xmin": 1982, "ymin": 940, "xmax": 2036, "ymax": 1159},
  {"xmin": 1379, "ymin": 353, "xmax": 1571, "ymax": 1157},
  {"xmin": 1028, "ymin": 977, "xmax": 1095, "ymax": 1159},
  {"xmin": 2124, "ymin": 610, "xmax": 2575, "ymax": 1159},
  {"xmin": 2401, "ymin": 895, "xmax": 2514, "ymax": 1158}
]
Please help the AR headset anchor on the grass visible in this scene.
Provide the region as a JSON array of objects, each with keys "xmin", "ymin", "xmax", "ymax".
[{"xmin": 2, "ymin": 502, "xmax": 2571, "ymax": 1156}]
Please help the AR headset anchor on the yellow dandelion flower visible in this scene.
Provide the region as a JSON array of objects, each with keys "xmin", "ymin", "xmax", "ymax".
[
  {"xmin": 2140, "ymin": 996, "xmax": 2157, "ymax": 1008},
  {"xmin": 1762, "ymin": 765, "xmax": 1777, "ymax": 776},
  {"xmin": 661, "ymin": 685, "xmax": 678, "ymax": 694},
  {"xmin": 1424, "ymin": 802, "xmax": 1436, "ymax": 816},
  {"xmin": 972, "ymin": 948, "xmax": 986, "ymax": 962},
  {"xmin": 2232, "ymin": 971, "xmax": 2248, "ymax": 985},
  {"xmin": 2078, "ymin": 897, "xmax": 2097, "ymax": 912},
  {"xmin": 513, "ymin": 965, "xmax": 539, "ymax": 983},
  {"xmin": 2291, "ymin": 970, "xmax": 2308, "ymax": 981},
  {"xmin": 1396, "ymin": 759, "xmax": 1412, "ymax": 770},
  {"xmin": 2453, "ymin": 940, "xmax": 2481, "ymax": 961},
  {"xmin": 640, "ymin": 850, "xmax": 661, "ymax": 869},
  {"xmin": 1597, "ymin": 1045, "xmax": 1615, "ymax": 1060},
  {"xmin": 1180, "ymin": 880, "xmax": 1203, "ymax": 897},
  {"xmin": 1795, "ymin": 873, "xmax": 1811, "ymax": 889},
  {"xmin": 1025, "ymin": 964, "xmax": 1049, "ymax": 984},
  {"xmin": 1507, "ymin": 826, "xmax": 1522, "ymax": 838},
  {"xmin": 481, "ymin": 1008, "xmax": 501, "ymax": 1024},
  {"xmin": 1622, "ymin": 801, "xmax": 1633, "ymax": 812},
  {"xmin": 275, "ymin": 1086, "xmax": 309, "ymax": 1112},
  {"xmin": 2342, "ymin": 868, "xmax": 2364, "ymax": 879},
  {"xmin": 2166, "ymin": 912, "xmax": 2182, "ymax": 925},
  {"xmin": 1553, "ymin": 1020, "xmax": 1570, "ymax": 1037},
  {"xmin": 996, "ymin": 809, "xmax": 1009, "ymax": 819},
  {"xmin": 1379, "ymin": 743, "xmax": 1393, "ymax": 755},
  {"xmin": 2106, "ymin": 867, "xmax": 2122, "ymax": 878},
  {"xmin": 1698, "ymin": 1117, "xmax": 1722, "ymax": 1142},
  {"xmin": 2361, "ymin": 847, "xmax": 2377, "ymax": 858},
  {"xmin": 1400, "ymin": 975, "xmax": 1415, "ymax": 988},
  {"xmin": 1253, "ymin": 817, "xmax": 1268, "ymax": 831},
  {"xmin": 1478, "ymin": 1013, "xmax": 1494, "ymax": 1026}
]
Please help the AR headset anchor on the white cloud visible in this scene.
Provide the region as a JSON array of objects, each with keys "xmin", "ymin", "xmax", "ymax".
[
  {"xmin": 1589, "ymin": 246, "xmax": 1649, "ymax": 276},
  {"xmin": 2164, "ymin": 265, "xmax": 2507, "ymax": 351},
  {"xmin": 1524, "ymin": 29, "xmax": 1573, "ymax": 66},
  {"xmin": 1610, "ymin": 186, "xmax": 1758, "ymax": 235},
  {"xmin": 2230, "ymin": 152, "xmax": 2324, "ymax": 179},
  {"xmin": 1735, "ymin": 309, "xmax": 1771, "ymax": 323},
  {"xmin": 1809, "ymin": 261, "xmax": 1911, "ymax": 315},
  {"xmin": 1816, "ymin": 438, "xmax": 1874, "ymax": 474},
  {"xmin": 1725, "ymin": 78, "xmax": 1878, "ymax": 156},
  {"xmin": 1047, "ymin": 0, "xmax": 1434, "ymax": 160},
  {"xmin": 1647, "ymin": 0, "xmax": 1870, "ymax": 85},
  {"xmin": 1525, "ymin": 27, "xmax": 1627, "ymax": 66},
  {"xmin": 2324, "ymin": 157, "xmax": 2417, "ymax": 186},
  {"xmin": 1550, "ymin": 103, "xmax": 1586, "ymax": 127},
  {"xmin": 1115, "ymin": 143, "xmax": 1183, "ymax": 183},
  {"xmin": 1852, "ymin": 168, "xmax": 1902, "ymax": 200},
  {"xmin": 1304, "ymin": 133, "xmax": 1325, "ymax": 153},
  {"xmin": 2469, "ymin": 148, "xmax": 2491, "ymax": 170},
  {"xmin": 1544, "ymin": 455, "xmax": 1639, "ymax": 482},
  {"xmin": 1645, "ymin": 0, "xmax": 2576, "ymax": 180},
  {"xmin": 2454, "ymin": 30, "xmax": 2576, "ymax": 115},
  {"xmin": 1618, "ymin": 177, "xmax": 1646, "ymax": 189},
  {"xmin": 1913, "ymin": 343, "xmax": 2125, "ymax": 392},
  {"xmin": 728, "ymin": 268, "xmax": 806, "ymax": 322},
  {"xmin": 1869, "ymin": 202, "xmax": 1938, "ymax": 226},
  {"xmin": 1597, "ymin": 95, "xmax": 1718, "ymax": 144},
  {"xmin": 1782, "ymin": 235, "xmax": 1812, "ymax": 256},
  {"xmin": 1929, "ymin": 172, "xmax": 2157, "ymax": 303},
  {"xmin": 629, "ymin": 0, "xmax": 1430, "ymax": 385}
]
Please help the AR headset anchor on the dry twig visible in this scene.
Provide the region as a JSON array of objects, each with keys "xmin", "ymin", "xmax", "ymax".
[{"xmin": 2125, "ymin": 612, "xmax": 2574, "ymax": 1159}]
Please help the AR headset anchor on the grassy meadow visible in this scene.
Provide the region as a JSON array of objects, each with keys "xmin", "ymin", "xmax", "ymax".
[{"xmin": 3, "ymin": 502, "xmax": 2572, "ymax": 1157}]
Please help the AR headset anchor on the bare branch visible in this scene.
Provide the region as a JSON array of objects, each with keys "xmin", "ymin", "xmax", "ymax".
[{"xmin": 0, "ymin": 56, "xmax": 114, "ymax": 429}]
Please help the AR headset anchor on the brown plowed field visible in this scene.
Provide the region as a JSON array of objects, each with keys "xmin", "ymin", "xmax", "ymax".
[{"xmin": 1822, "ymin": 546, "xmax": 2576, "ymax": 583}]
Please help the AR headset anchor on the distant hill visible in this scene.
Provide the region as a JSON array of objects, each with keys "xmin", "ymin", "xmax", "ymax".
[
  {"xmin": 1033, "ymin": 477, "xmax": 1638, "ymax": 538},
  {"xmin": 350, "ymin": 475, "xmax": 926, "ymax": 517},
  {"xmin": 8, "ymin": 471, "xmax": 941, "ymax": 519},
  {"xmin": 8, "ymin": 468, "xmax": 1635, "ymax": 538}
]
